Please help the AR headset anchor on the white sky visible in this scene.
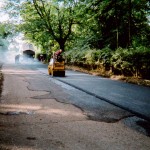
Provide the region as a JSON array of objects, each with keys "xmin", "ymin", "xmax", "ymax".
[{"xmin": 0, "ymin": 1, "xmax": 9, "ymax": 22}]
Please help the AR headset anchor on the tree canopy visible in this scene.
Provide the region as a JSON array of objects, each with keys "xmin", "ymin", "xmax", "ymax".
[
  {"xmin": 3, "ymin": 0, "xmax": 149, "ymax": 51},
  {"xmin": 0, "ymin": 23, "xmax": 12, "ymax": 50},
  {"xmin": 17, "ymin": 0, "xmax": 80, "ymax": 52},
  {"xmin": 74, "ymin": 0, "xmax": 150, "ymax": 49},
  {"xmin": 2, "ymin": 0, "xmax": 150, "ymax": 78}
]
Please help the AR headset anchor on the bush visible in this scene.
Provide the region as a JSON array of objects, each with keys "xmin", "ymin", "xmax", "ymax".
[
  {"xmin": 131, "ymin": 46, "xmax": 150, "ymax": 79},
  {"xmin": 98, "ymin": 47, "xmax": 112, "ymax": 70},
  {"xmin": 111, "ymin": 46, "xmax": 150, "ymax": 78},
  {"xmin": 111, "ymin": 47, "xmax": 133, "ymax": 75},
  {"xmin": 66, "ymin": 46, "xmax": 150, "ymax": 79}
]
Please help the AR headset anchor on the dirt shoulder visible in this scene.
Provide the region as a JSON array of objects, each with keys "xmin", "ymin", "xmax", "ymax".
[{"xmin": 66, "ymin": 65, "xmax": 150, "ymax": 87}]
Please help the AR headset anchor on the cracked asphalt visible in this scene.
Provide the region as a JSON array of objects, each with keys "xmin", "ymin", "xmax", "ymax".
[{"xmin": 0, "ymin": 63, "xmax": 150, "ymax": 150}]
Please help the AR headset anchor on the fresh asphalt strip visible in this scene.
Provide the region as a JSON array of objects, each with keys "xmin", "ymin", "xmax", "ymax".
[{"xmin": 54, "ymin": 77, "xmax": 150, "ymax": 122}]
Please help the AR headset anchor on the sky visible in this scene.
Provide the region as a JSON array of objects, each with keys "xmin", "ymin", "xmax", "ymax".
[
  {"xmin": 0, "ymin": 0, "xmax": 9, "ymax": 22},
  {"xmin": 0, "ymin": 1, "xmax": 24, "ymax": 63}
]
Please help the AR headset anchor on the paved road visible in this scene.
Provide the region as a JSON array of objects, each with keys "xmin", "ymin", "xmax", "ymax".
[
  {"xmin": 0, "ymin": 63, "xmax": 150, "ymax": 150},
  {"xmin": 56, "ymin": 70, "xmax": 150, "ymax": 121},
  {"xmin": 38, "ymin": 64, "xmax": 150, "ymax": 121}
]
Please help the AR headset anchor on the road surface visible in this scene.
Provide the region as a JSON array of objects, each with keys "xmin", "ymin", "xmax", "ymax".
[
  {"xmin": 38, "ymin": 64, "xmax": 150, "ymax": 122},
  {"xmin": 0, "ymin": 62, "xmax": 150, "ymax": 150}
]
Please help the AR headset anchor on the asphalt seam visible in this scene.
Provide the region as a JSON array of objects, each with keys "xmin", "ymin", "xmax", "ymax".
[
  {"xmin": 55, "ymin": 78, "xmax": 150, "ymax": 122},
  {"xmin": 40, "ymin": 70, "xmax": 150, "ymax": 122}
]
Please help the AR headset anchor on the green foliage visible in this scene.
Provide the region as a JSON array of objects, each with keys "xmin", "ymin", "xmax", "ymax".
[
  {"xmin": 110, "ymin": 47, "xmax": 150, "ymax": 78},
  {"xmin": 98, "ymin": 47, "xmax": 112, "ymax": 66},
  {"xmin": 73, "ymin": 0, "xmax": 150, "ymax": 49},
  {"xmin": 18, "ymin": 0, "xmax": 80, "ymax": 51},
  {"xmin": 66, "ymin": 46, "xmax": 150, "ymax": 79},
  {"xmin": 129, "ymin": 47, "xmax": 150, "ymax": 78},
  {"xmin": 65, "ymin": 44, "xmax": 90, "ymax": 64},
  {"xmin": 0, "ymin": 23, "xmax": 11, "ymax": 39},
  {"xmin": 0, "ymin": 23, "xmax": 12, "ymax": 50},
  {"xmin": 2, "ymin": 0, "xmax": 150, "ymax": 79},
  {"xmin": 111, "ymin": 47, "xmax": 133, "ymax": 74}
]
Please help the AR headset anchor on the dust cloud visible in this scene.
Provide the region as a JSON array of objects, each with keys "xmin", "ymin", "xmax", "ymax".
[{"xmin": 0, "ymin": 38, "xmax": 37, "ymax": 65}]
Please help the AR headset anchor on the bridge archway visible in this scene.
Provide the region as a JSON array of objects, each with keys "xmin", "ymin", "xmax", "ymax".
[{"xmin": 23, "ymin": 50, "xmax": 35, "ymax": 58}]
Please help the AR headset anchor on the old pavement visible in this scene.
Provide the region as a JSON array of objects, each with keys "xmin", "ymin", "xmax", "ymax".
[{"xmin": 0, "ymin": 62, "xmax": 150, "ymax": 150}]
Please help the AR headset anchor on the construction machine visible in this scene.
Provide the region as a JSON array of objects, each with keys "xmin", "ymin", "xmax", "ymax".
[{"xmin": 48, "ymin": 54, "xmax": 65, "ymax": 77}]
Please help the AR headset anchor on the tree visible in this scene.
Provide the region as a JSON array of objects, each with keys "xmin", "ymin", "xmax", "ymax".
[
  {"xmin": 2, "ymin": 0, "xmax": 22, "ymax": 24},
  {"xmin": 19, "ymin": 0, "xmax": 79, "ymax": 51},
  {"xmin": 76, "ymin": 0, "xmax": 150, "ymax": 49},
  {"xmin": 0, "ymin": 23, "xmax": 12, "ymax": 49}
]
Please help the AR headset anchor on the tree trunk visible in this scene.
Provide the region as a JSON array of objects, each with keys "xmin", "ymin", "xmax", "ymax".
[
  {"xmin": 128, "ymin": 0, "xmax": 132, "ymax": 47},
  {"xmin": 115, "ymin": 0, "xmax": 119, "ymax": 49},
  {"xmin": 58, "ymin": 39, "xmax": 65, "ymax": 51}
]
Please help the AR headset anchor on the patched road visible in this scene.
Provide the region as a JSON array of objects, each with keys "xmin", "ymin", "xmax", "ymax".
[
  {"xmin": 38, "ymin": 64, "xmax": 150, "ymax": 122},
  {"xmin": 0, "ymin": 63, "xmax": 150, "ymax": 150}
]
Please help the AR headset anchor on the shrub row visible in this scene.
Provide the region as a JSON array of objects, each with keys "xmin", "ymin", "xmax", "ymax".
[{"xmin": 65, "ymin": 46, "xmax": 150, "ymax": 79}]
